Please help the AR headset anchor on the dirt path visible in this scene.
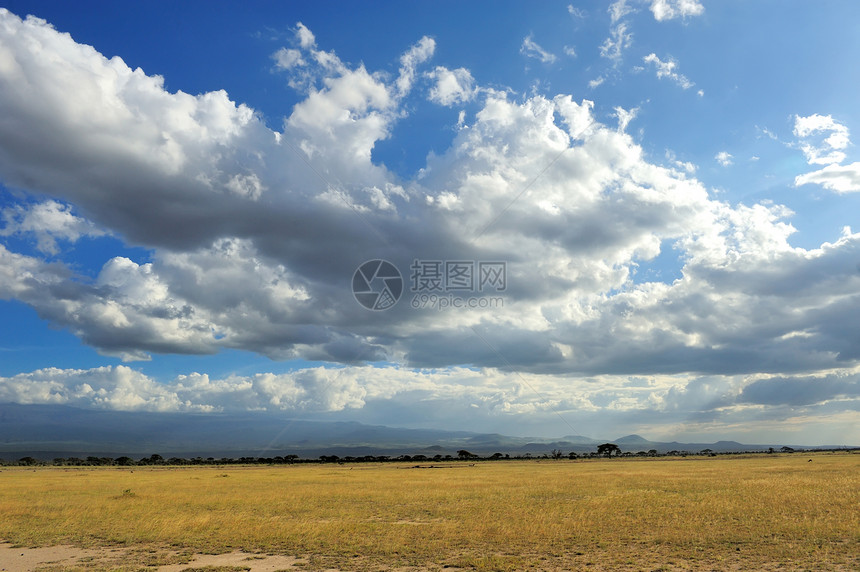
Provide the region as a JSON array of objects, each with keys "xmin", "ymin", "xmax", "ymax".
[{"xmin": 0, "ymin": 543, "xmax": 309, "ymax": 571}]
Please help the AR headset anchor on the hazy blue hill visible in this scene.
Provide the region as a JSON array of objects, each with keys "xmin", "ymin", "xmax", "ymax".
[
  {"xmin": 615, "ymin": 434, "xmax": 651, "ymax": 445},
  {"xmin": 0, "ymin": 403, "xmax": 501, "ymax": 458},
  {"xmin": 0, "ymin": 403, "xmax": 846, "ymax": 460},
  {"xmin": 713, "ymin": 440, "xmax": 745, "ymax": 448},
  {"xmin": 560, "ymin": 435, "xmax": 603, "ymax": 444}
]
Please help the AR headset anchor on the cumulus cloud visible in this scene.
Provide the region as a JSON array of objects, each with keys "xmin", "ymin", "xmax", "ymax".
[
  {"xmin": 0, "ymin": 365, "xmax": 366, "ymax": 413},
  {"xmin": 665, "ymin": 150, "xmax": 696, "ymax": 174},
  {"xmin": 650, "ymin": 0, "xmax": 704, "ymax": 21},
  {"xmin": 795, "ymin": 162, "xmax": 860, "ymax": 193},
  {"xmin": 794, "ymin": 114, "xmax": 850, "ymax": 165},
  {"xmin": 396, "ymin": 36, "xmax": 436, "ymax": 97},
  {"xmin": 1, "ymin": 364, "xmax": 857, "ymax": 443},
  {"xmin": 794, "ymin": 114, "xmax": 859, "ymax": 192},
  {"xmin": 272, "ymin": 47, "xmax": 305, "ymax": 70},
  {"xmin": 1, "ymin": 200, "xmax": 106, "ymax": 254},
  {"xmin": 643, "ymin": 53, "xmax": 694, "ymax": 89},
  {"xmin": 295, "ymin": 22, "xmax": 316, "ymax": 49},
  {"xmin": 1, "ymin": 8, "xmax": 860, "ymax": 445},
  {"xmin": 520, "ymin": 35, "xmax": 557, "ymax": 64},
  {"xmin": 715, "ymin": 151, "xmax": 733, "ymax": 167},
  {"xmin": 427, "ymin": 66, "xmax": 476, "ymax": 106}
]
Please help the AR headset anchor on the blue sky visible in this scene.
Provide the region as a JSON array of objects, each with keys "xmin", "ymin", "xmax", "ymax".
[{"xmin": 1, "ymin": 1, "xmax": 859, "ymax": 445}]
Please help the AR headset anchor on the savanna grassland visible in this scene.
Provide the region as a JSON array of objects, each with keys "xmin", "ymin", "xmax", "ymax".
[{"xmin": 0, "ymin": 453, "xmax": 857, "ymax": 571}]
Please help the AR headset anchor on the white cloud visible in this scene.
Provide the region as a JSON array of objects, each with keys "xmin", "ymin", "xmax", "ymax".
[
  {"xmin": 665, "ymin": 150, "xmax": 696, "ymax": 174},
  {"xmin": 643, "ymin": 53, "xmax": 694, "ymax": 89},
  {"xmin": 794, "ymin": 113, "xmax": 847, "ymax": 139},
  {"xmin": 600, "ymin": 22, "xmax": 632, "ymax": 62},
  {"xmin": 609, "ymin": 0, "xmax": 635, "ymax": 23},
  {"xmin": 0, "ymin": 365, "xmax": 366, "ymax": 413},
  {"xmin": 588, "ymin": 76, "xmax": 605, "ymax": 89},
  {"xmin": 396, "ymin": 36, "xmax": 436, "ymax": 97},
  {"xmin": 793, "ymin": 114, "xmax": 859, "ymax": 192},
  {"xmin": 715, "ymin": 151, "xmax": 733, "ymax": 167},
  {"xmin": 2, "ymin": 9, "xmax": 860, "ymax": 446},
  {"xmin": 794, "ymin": 113, "xmax": 850, "ymax": 165},
  {"xmin": 427, "ymin": 66, "xmax": 476, "ymax": 106},
  {"xmin": 1, "ymin": 364, "xmax": 857, "ymax": 443},
  {"xmin": 650, "ymin": 0, "xmax": 704, "ymax": 21},
  {"xmin": 795, "ymin": 162, "xmax": 860, "ymax": 193},
  {"xmin": 614, "ymin": 106, "xmax": 638, "ymax": 132},
  {"xmin": 272, "ymin": 48, "xmax": 304, "ymax": 70},
  {"xmin": 600, "ymin": 1, "xmax": 638, "ymax": 64},
  {"xmin": 1, "ymin": 200, "xmax": 106, "ymax": 254},
  {"xmin": 567, "ymin": 5, "xmax": 586, "ymax": 19},
  {"xmin": 0, "ymin": 366, "xmax": 190, "ymax": 411},
  {"xmin": 563, "ymin": 45, "xmax": 577, "ymax": 57},
  {"xmin": 520, "ymin": 35, "xmax": 557, "ymax": 64},
  {"xmin": 294, "ymin": 22, "xmax": 315, "ymax": 49}
]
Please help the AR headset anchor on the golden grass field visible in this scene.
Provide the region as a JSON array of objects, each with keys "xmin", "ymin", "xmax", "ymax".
[{"xmin": 0, "ymin": 452, "xmax": 857, "ymax": 571}]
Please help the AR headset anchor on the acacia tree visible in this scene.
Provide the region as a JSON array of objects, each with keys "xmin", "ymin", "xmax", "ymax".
[{"xmin": 596, "ymin": 443, "xmax": 621, "ymax": 457}]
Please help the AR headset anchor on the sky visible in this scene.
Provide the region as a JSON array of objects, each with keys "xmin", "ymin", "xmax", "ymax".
[{"xmin": 1, "ymin": 0, "xmax": 859, "ymax": 446}]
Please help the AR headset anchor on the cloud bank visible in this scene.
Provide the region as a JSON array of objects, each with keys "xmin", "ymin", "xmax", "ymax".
[{"xmin": 2, "ymin": 364, "xmax": 857, "ymax": 443}]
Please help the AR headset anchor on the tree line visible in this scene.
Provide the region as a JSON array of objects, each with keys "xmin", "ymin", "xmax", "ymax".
[{"xmin": 2, "ymin": 445, "xmax": 827, "ymax": 467}]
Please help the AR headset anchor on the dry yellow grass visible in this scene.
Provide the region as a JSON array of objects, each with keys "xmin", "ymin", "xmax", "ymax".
[{"xmin": 0, "ymin": 452, "xmax": 857, "ymax": 570}]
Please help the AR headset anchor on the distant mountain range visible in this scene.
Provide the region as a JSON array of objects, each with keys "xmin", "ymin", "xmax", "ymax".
[{"xmin": 0, "ymin": 403, "xmax": 851, "ymax": 460}]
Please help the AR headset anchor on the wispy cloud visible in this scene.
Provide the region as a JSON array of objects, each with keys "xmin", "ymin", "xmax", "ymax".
[
  {"xmin": 521, "ymin": 35, "xmax": 557, "ymax": 64},
  {"xmin": 609, "ymin": 0, "xmax": 635, "ymax": 23},
  {"xmin": 643, "ymin": 53, "xmax": 694, "ymax": 89},
  {"xmin": 600, "ymin": 22, "xmax": 632, "ymax": 62},
  {"xmin": 567, "ymin": 4, "xmax": 586, "ymax": 19}
]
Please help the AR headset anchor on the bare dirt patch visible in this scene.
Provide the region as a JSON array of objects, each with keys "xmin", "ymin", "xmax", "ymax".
[
  {"xmin": 0, "ymin": 543, "xmax": 104, "ymax": 572},
  {"xmin": 0, "ymin": 543, "xmax": 308, "ymax": 572}
]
